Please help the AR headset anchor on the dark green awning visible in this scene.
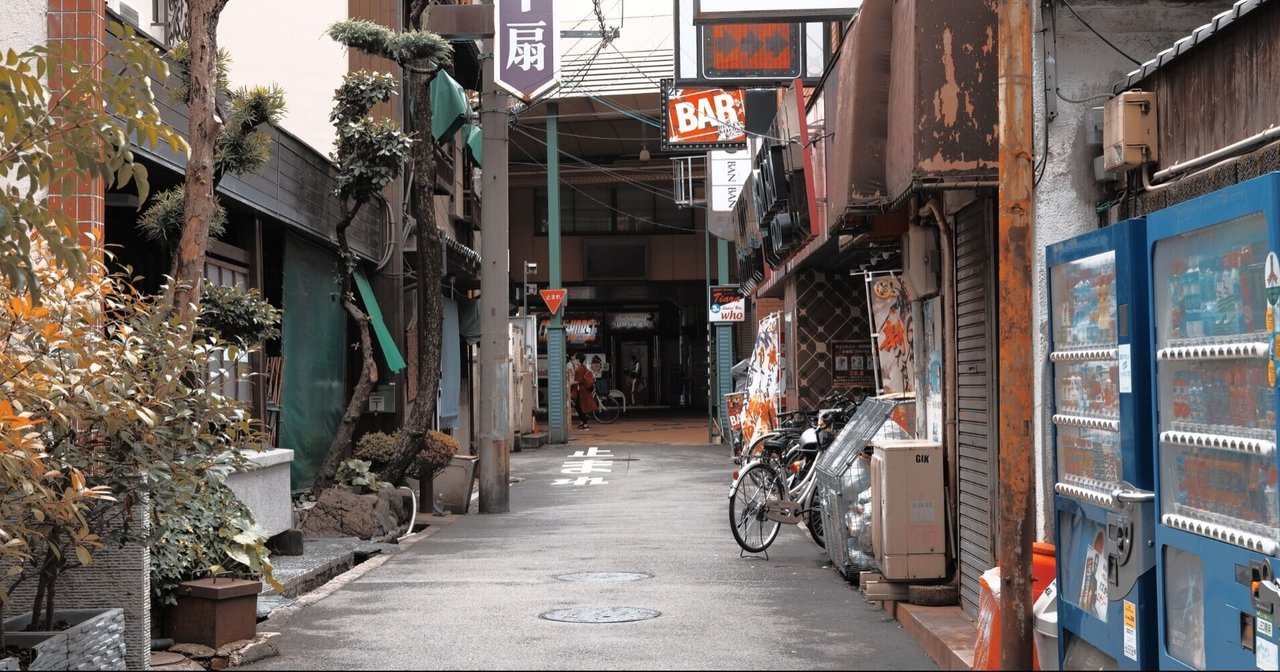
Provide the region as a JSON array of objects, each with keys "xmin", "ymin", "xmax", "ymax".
[
  {"xmin": 353, "ymin": 271, "xmax": 406, "ymax": 373},
  {"xmin": 431, "ymin": 71, "xmax": 470, "ymax": 143},
  {"xmin": 461, "ymin": 123, "xmax": 482, "ymax": 166}
]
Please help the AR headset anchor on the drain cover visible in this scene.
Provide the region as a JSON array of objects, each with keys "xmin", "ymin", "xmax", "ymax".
[
  {"xmin": 555, "ymin": 571, "xmax": 652, "ymax": 583},
  {"xmin": 540, "ymin": 607, "xmax": 660, "ymax": 623}
]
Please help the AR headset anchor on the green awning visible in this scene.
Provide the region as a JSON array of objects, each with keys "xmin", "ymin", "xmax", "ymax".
[
  {"xmin": 431, "ymin": 71, "xmax": 470, "ymax": 143},
  {"xmin": 461, "ymin": 123, "xmax": 483, "ymax": 166},
  {"xmin": 353, "ymin": 271, "xmax": 406, "ymax": 374}
]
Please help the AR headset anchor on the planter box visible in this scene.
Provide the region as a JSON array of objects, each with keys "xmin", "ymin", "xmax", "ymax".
[
  {"xmin": 432, "ymin": 454, "xmax": 478, "ymax": 514},
  {"xmin": 3, "ymin": 607, "xmax": 126, "ymax": 671},
  {"xmin": 225, "ymin": 447, "xmax": 295, "ymax": 537},
  {"xmin": 161, "ymin": 578, "xmax": 260, "ymax": 649}
]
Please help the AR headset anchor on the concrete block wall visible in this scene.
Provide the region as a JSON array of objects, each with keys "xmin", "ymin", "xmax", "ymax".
[
  {"xmin": 23, "ymin": 608, "xmax": 126, "ymax": 671},
  {"xmin": 5, "ymin": 500, "xmax": 150, "ymax": 671}
]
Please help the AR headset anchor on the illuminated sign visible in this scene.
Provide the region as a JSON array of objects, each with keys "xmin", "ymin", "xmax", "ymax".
[
  {"xmin": 660, "ymin": 80, "xmax": 747, "ymax": 150},
  {"xmin": 538, "ymin": 313, "xmax": 603, "ymax": 347},
  {"xmin": 673, "ymin": 0, "xmax": 830, "ymax": 87},
  {"xmin": 609, "ymin": 312, "xmax": 658, "ymax": 331},
  {"xmin": 709, "ymin": 285, "xmax": 745, "ymax": 322},
  {"xmin": 691, "ymin": 0, "xmax": 860, "ymax": 24},
  {"xmin": 709, "ymin": 148, "xmax": 751, "ymax": 212}
]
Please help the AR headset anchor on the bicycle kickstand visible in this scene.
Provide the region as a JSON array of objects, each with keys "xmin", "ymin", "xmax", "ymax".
[{"xmin": 739, "ymin": 547, "xmax": 769, "ymax": 561}]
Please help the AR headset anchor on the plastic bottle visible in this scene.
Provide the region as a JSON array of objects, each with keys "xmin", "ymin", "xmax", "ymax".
[
  {"xmin": 1199, "ymin": 254, "xmax": 1219, "ymax": 338},
  {"xmin": 1221, "ymin": 251, "xmax": 1243, "ymax": 334},
  {"xmin": 1182, "ymin": 257, "xmax": 1203, "ymax": 339},
  {"xmin": 1169, "ymin": 259, "xmax": 1187, "ymax": 340}
]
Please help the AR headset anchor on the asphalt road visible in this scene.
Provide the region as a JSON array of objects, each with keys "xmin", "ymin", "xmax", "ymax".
[{"xmin": 241, "ymin": 442, "xmax": 938, "ymax": 670}]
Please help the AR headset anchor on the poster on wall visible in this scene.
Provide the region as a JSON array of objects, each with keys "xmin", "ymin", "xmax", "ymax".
[
  {"xmin": 831, "ymin": 339, "xmax": 875, "ymax": 388},
  {"xmin": 740, "ymin": 311, "xmax": 785, "ymax": 447},
  {"xmin": 918, "ymin": 298, "xmax": 943, "ymax": 443},
  {"xmin": 709, "ymin": 285, "xmax": 746, "ymax": 322},
  {"xmin": 868, "ymin": 273, "xmax": 915, "ymax": 394}
]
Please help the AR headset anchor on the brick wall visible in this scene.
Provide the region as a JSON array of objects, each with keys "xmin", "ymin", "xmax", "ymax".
[{"xmin": 47, "ymin": 0, "xmax": 106, "ymax": 254}]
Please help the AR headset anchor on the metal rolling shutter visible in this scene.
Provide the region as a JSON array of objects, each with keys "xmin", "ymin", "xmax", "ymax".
[{"xmin": 954, "ymin": 198, "xmax": 998, "ymax": 618}]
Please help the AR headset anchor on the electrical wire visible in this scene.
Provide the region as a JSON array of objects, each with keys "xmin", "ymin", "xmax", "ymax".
[
  {"xmin": 1055, "ymin": 89, "xmax": 1113, "ymax": 104},
  {"xmin": 511, "ymin": 125, "xmax": 677, "ymax": 199},
  {"xmin": 1059, "ymin": 0, "xmax": 1142, "ymax": 66}
]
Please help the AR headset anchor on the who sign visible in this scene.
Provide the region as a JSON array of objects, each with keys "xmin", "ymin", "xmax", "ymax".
[
  {"xmin": 495, "ymin": 0, "xmax": 559, "ymax": 101},
  {"xmin": 709, "ymin": 285, "xmax": 745, "ymax": 322}
]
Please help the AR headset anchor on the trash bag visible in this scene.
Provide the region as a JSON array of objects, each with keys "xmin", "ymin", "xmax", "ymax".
[{"xmin": 972, "ymin": 567, "xmax": 1003, "ymax": 671}]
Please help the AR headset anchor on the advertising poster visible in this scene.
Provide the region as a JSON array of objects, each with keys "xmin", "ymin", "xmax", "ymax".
[
  {"xmin": 831, "ymin": 339, "xmax": 875, "ymax": 388},
  {"xmin": 660, "ymin": 80, "xmax": 748, "ymax": 150},
  {"xmin": 869, "ymin": 274, "xmax": 915, "ymax": 393},
  {"xmin": 538, "ymin": 312, "xmax": 604, "ymax": 348},
  {"xmin": 741, "ymin": 312, "xmax": 785, "ymax": 447},
  {"xmin": 724, "ymin": 392, "xmax": 745, "ymax": 431},
  {"xmin": 709, "ymin": 285, "xmax": 746, "ymax": 322}
]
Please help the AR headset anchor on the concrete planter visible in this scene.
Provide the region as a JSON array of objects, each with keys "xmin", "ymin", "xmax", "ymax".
[
  {"xmin": 225, "ymin": 447, "xmax": 295, "ymax": 537},
  {"xmin": 2, "ymin": 607, "xmax": 126, "ymax": 671}
]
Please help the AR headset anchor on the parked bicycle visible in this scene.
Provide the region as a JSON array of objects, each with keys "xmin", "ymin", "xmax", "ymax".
[
  {"xmin": 590, "ymin": 389, "xmax": 622, "ymax": 424},
  {"xmin": 728, "ymin": 393, "xmax": 861, "ymax": 554}
]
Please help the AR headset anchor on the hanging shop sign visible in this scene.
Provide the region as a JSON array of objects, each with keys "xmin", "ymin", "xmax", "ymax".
[
  {"xmin": 831, "ymin": 339, "xmax": 875, "ymax": 388},
  {"xmin": 672, "ymin": 1, "xmax": 830, "ymax": 88},
  {"xmin": 709, "ymin": 285, "xmax": 746, "ymax": 322},
  {"xmin": 660, "ymin": 80, "xmax": 747, "ymax": 150},
  {"xmin": 609, "ymin": 312, "xmax": 657, "ymax": 331},
  {"xmin": 538, "ymin": 312, "xmax": 603, "ymax": 347},
  {"xmin": 709, "ymin": 149, "xmax": 751, "ymax": 212},
  {"xmin": 494, "ymin": 0, "xmax": 559, "ymax": 101},
  {"xmin": 868, "ymin": 274, "xmax": 915, "ymax": 394}
]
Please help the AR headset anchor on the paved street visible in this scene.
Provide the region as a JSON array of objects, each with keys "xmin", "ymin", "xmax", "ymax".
[{"xmin": 242, "ymin": 437, "xmax": 937, "ymax": 670}]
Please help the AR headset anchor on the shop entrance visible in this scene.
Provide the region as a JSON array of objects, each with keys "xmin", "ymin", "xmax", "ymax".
[{"xmin": 617, "ymin": 340, "xmax": 651, "ymax": 407}]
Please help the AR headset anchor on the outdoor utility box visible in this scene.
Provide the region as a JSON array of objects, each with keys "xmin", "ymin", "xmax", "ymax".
[
  {"xmin": 163, "ymin": 578, "xmax": 260, "ymax": 648},
  {"xmin": 1102, "ymin": 90, "xmax": 1158, "ymax": 172},
  {"xmin": 870, "ymin": 439, "xmax": 946, "ymax": 580}
]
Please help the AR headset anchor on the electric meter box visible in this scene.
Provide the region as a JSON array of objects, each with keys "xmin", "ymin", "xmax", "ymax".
[{"xmin": 870, "ymin": 439, "xmax": 946, "ymax": 581}]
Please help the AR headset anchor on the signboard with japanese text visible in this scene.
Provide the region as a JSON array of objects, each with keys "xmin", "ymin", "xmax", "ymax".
[
  {"xmin": 495, "ymin": 0, "xmax": 559, "ymax": 101},
  {"xmin": 660, "ymin": 80, "xmax": 747, "ymax": 150},
  {"xmin": 709, "ymin": 285, "xmax": 745, "ymax": 322},
  {"xmin": 608, "ymin": 312, "xmax": 657, "ymax": 331},
  {"xmin": 692, "ymin": 0, "xmax": 859, "ymax": 24},
  {"xmin": 831, "ymin": 339, "xmax": 875, "ymax": 388},
  {"xmin": 539, "ymin": 287, "xmax": 567, "ymax": 315}
]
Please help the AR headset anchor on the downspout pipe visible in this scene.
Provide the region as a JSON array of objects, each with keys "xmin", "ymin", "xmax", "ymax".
[{"xmin": 922, "ymin": 197, "xmax": 960, "ymax": 590}]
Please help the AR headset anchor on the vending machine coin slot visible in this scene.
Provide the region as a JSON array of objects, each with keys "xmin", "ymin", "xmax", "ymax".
[{"xmin": 1107, "ymin": 483, "xmax": 1156, "ymax": 601}]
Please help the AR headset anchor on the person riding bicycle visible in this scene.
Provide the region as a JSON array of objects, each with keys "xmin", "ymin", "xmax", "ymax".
[{"xmin": 570, "ymin": 352, "xmax": 597, "ymax": 430}]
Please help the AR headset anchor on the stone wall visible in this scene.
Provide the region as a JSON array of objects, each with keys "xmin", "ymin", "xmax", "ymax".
[{"xmin": 9, "ymin": 608, "xmax": 127, "ymax": 671}]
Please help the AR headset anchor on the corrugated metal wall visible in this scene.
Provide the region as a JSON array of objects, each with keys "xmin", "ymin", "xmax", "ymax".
[{"xmin": 954, "ymin": 197, "xmax": 998, "ymax": 617}]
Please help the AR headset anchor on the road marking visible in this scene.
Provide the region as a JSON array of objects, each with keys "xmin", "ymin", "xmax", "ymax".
[{"xmin": 555, "ymin": 446, "xmax": 612, "ymax": 485}]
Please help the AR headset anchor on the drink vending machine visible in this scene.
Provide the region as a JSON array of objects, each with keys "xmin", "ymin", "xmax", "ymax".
[
  {"xmin": 1046, "ymin": 217, "xmax": 1158, "ymax": 669},
  {"xmin": 1148, "ymin": 173, "xmax": 1280, "ymax": 671}
]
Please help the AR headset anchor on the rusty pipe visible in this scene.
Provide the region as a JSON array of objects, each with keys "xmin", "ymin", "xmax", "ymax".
[{"xmin": 922, "ymin": 197, "xmax": 960, "ymax": 586}]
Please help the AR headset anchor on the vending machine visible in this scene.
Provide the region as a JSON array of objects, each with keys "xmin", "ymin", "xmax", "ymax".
[
  {"xmin": 1148, "ymin": 173, "xmax": 1280, "ymax": 670},
  {"xmin": 1046, "ymin": 217, "xmax": 1158, "ymax": 669}
]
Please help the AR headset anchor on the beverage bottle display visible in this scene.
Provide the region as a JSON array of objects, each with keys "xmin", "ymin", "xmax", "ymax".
[
  {"xmin": 1200, "ymin": 254, "xmax": 1220, "ymax": 338},
  {"xmin": 1169, "ymin": 259, "xmax": 1187, "ymax": 339},
  {"xmin": 1182, "ymin": 257, "xmax": 1203, "ymax": 339},
  {"xmin": 1219, "ymin": 251, "xmax": 1243, "ymax": 334}
]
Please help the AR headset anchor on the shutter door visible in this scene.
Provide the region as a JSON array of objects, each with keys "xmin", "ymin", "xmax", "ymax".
[{"xmin": 954, "ymin": 198, "xmax": 998, "ymax": 618}]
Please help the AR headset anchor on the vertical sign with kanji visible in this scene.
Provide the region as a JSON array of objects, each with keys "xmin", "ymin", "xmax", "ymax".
[{"xmin": 495, "ymin": 0, "xmax": 559, "ymax": 102}]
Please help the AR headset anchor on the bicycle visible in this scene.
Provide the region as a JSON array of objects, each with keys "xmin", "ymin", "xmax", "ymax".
[
  {"xmin": 591, "ymin": 389, "xmax": 621, "ymax": 424},
  {"xmin": 728, "ymin": 397, "xmax": 860, "ymax": 554}
]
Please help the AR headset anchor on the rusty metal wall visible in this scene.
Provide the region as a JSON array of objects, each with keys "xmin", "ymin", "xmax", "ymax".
[
  {"xmin": 885, "ymin": 0, "xmax": 998, "ymax": 201},
  {"xmin": 828, "ymin": 0, "xmax": 892, "ymax": 222}
]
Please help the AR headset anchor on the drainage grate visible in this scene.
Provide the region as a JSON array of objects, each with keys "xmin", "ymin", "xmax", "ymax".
[
  {"xmin": 554, "ymin": 572, "xmax": 653, "ymax": 583},
  {"xmin": 540, "ymin": 607, "xmax": 660, "ymax": 623}
]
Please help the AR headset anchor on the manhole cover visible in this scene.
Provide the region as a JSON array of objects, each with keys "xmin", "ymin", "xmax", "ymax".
[
  {"xmin": 555, "ymin": 571, "xmax": 653, "ymax": 583},
  {"xmin": 540, "ymin": 606, "xmax": 660, "ymax": 623},
  {"xmin": 150, "ymin": 652, "xmax": 188, "ymax": 666}
]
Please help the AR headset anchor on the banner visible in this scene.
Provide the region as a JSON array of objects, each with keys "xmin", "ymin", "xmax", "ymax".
[
  {"xmin": 740, "ymin": 312, "xmax": 785, "ymax": 447},
  {"xmin": 709, "ymin": 285, "xmax": 745, "ymax": 322},
  {"xmin": 869, "ymin": 274, "xmax": 914, "ymax": 393}
]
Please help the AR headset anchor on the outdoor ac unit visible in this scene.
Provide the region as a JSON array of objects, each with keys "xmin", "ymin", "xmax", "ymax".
[
  {"xmin": 870, "ymin": 439, "xmax": 947, "ymax": 581},
  {"xmin": 1102, "ymin": 90, "xmax": 1158, "ymax": 173}
]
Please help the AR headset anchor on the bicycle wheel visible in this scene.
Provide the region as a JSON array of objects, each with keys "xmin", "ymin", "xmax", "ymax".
[
  {"xmin": 804, "ymin": 504, "xmax": 826, "ymax": 550},
  {"xmin": 729, "ymin": 462, "xmax": 787, "ymax": 553},
  {"xmin": 593, "ymin": 394, "xmax": 621, "ymax": 424}
]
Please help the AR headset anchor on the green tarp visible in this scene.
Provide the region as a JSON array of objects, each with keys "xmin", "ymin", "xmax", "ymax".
[
  {"xmin": 354, "ymin": 271, "xmax": 407, "ymax": 374},
  {"xmin": 460, "ymin": 123, "xmax": 483, "ymax": 166},
  {"xmin": 281, "ymin": 236, "xmax": 347, "ymax": 490},
  {"xmin": 431, "ymin": 71, "xmax": 470, "ymax": 143}
]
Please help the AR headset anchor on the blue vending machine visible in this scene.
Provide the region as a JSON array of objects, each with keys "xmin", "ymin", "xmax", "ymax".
[
  {"xmin": 1148, "ymin": 172, "xmax": 1280, "ymax": 670},
  {"xmin": 1047, "ymin": 217, "xmax": 1158, "ymax": 669}
]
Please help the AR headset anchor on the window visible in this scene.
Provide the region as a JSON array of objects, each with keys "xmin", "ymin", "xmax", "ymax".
[
  {"xmin": 534, "ymin": 185, "xmax": 695, "ymax": 235},
  {"xmin": 204, "ymin": 257, "xmax": 254, "ymax": 405},
  {"xmin": 583, "ymin": 240, "xmax": 648, "ymax": 281}
]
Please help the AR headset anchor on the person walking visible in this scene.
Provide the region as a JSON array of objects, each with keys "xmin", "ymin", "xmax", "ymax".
[
  {"xmin": 571, "ymin": 352, "xmax": 597, "ymax": 430},
  {"xmin": 628, "ymin": 355, "xmax": 644, "ymax": 406}
]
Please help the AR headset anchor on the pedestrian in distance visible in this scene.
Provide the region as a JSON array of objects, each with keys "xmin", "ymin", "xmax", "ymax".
[{"xmin": 571, "ymin": 352, "xmax": 597, "ymax": 430}]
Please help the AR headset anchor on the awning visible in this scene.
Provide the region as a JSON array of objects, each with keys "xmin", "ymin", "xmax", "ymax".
[
  {"xmin": 354, "ymin": 271, "xmax": 407, "ymax": 373},
  {"xmin": 460, "ymin": 123, "xmax": 483, "ymax": 166},
  {"xmin": 431, "ymin": 71, "xmax": 470, "ymax": 143}
]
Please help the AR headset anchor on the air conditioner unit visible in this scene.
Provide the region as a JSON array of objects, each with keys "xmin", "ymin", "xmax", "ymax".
[
  {"xmin": 1102, "ymin": 90, "xmax": 1158, "ymax": 173},
  {"xmin": 902, "ymin": 224, "xmax": 940, "ymax": 299},
  {"xmin": 870, "ymin": 439, "xmax": 947, "ymax": 581}
]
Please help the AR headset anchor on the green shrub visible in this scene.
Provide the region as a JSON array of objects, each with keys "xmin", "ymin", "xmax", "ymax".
[
  {"xmin": 337, "ymin": 458, "xmax": 379, "ymax": 491},
  {"xmin": 411, "ymin": 430, "xmax": 458, "ymax": 480},
  {"xmin": 354, "ymin": 431, "xmax": 399, "ymax": 470},
  {"xmin": 198, "ymin": 284, "xmax": 281, "ymax": 347}
]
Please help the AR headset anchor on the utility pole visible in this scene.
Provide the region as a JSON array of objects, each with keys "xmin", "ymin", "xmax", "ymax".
[
  {"xmin": 997, "ymin": 0, "xmax": 1035, "ymax": 669},
  {"xmin": 716, "ymin": 238, "xmax": 733, "ymax": 420},
  {"xmin": 478, "ymin": 30, "xmax": 511, "ymax": 514}
]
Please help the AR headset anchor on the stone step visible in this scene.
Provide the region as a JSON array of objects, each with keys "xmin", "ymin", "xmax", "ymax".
[{"xmin": 517, "ymin": 433, "xmax": 549, "ymax": 451}]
